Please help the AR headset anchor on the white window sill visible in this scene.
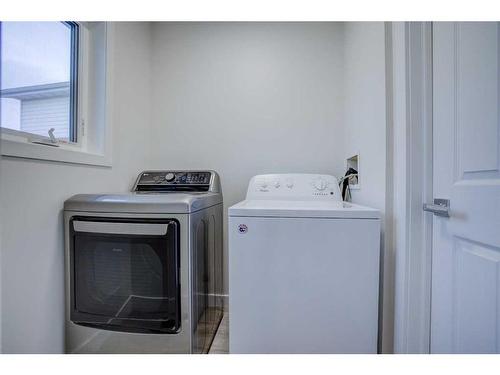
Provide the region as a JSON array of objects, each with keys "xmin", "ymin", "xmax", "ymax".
[{"xmin": 1, "ymin": 138, "xmax": 112, "ymax": 167}]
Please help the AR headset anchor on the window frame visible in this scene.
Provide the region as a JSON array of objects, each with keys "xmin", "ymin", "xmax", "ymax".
[
  {"xmin": 0, "ymin": 22, "xmax": 113, "ymax": 167},
  {"xmin": 66, "ymin": 21, "xmax": 80, "ymax": 143}
]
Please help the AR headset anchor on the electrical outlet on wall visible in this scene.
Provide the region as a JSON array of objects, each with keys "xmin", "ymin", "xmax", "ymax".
[{"xmin": 346, "ymin": 153, "xmax": 360, "ymax": 190}]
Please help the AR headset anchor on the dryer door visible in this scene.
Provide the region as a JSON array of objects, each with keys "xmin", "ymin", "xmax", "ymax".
[{"xmin": 69, "ymin": 217, "xmax": 180, "ymax": 334}]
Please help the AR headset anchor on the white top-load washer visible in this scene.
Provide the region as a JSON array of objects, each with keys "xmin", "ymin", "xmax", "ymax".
[{"xmin": 228, "ymin": 173, "xmax": 380, "ymax": 353}]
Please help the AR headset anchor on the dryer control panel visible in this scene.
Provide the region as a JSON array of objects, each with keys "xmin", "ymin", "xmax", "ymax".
[
  {"xmin": 246, "ymin": 173, "xmax": 341, "ymax": 201},
  {"xmin": 133, "ymin": 171, "xmax": 217, "ymax": 192}
]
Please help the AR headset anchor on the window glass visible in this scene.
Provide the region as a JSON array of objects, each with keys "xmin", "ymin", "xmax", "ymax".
[{"xmin": 0, "ymin": 22, "xmax": 76, "ymax": 141}]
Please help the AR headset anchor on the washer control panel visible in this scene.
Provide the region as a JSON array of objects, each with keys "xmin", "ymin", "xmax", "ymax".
[
  {"xmin": 246, "ymin": 173, "xmax": 342, "ymax": 201},
  {"xmin": 134, "ymin": 171, "xmax": 213, "ymax": 192}
]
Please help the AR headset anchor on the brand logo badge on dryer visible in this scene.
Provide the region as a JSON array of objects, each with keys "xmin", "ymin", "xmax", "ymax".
[{"xmin": 238, "ymin": 224, "xmax": 248, "ymax": 234}]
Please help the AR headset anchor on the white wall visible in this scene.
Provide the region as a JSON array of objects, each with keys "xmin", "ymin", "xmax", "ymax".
[
  {"xmin": 343, "ymin": 22, "xmax": 392, "ymax": 353},
  {"xmin": 0, "ymin": 22, "xmax": 152, "ymax": 353},
  {"xmin": 150, "ymin": 22, "xmax": 346, "ymax": 295}
]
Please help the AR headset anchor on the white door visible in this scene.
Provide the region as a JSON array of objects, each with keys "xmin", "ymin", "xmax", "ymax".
[{"xmin": 430, "ymin": 22, "xmax": 500, "ymax": 353}]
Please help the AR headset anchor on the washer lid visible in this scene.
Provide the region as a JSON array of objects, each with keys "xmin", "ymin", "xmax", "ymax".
[
  {"xmin": 228, "ymin": 199, "xmax": 380, "ymax": 219},
  {"xmin": 64, "ymin": 192, "xmax": 222, "ymax": 214}
]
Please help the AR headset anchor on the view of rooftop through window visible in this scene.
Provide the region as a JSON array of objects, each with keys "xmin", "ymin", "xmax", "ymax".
[{"xmin": 0, "ymin": 22, "xmax": 74, "ymax": 140}]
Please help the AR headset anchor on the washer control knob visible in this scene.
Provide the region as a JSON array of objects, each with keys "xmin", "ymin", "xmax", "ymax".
[
  {"xmin": 274, "ymin": 180, "xmax": 281, "ymax": 188},
  {"xmin": 165, "ymin": 172, "xmax": 175, "ymax": 182},
  {"xmin": 286, "ymin": 179, "xmax": 294, "ymax": 188},
  {"xmin": 314, "ymin": 178, "xmax": 327, "ymax": 191}
]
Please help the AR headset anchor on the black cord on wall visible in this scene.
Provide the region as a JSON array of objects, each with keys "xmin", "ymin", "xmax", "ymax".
[{"xmin": 340, "ymin": 167, "xmax": 358, "ymax": 201}]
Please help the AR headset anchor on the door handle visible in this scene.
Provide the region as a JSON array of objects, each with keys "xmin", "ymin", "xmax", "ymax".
[
  {"xmin": 423, "ymin": 198, "xmax": 450, "ymax": 217},
  {"xmin": 73, "ymin": 220, "xmax": 171, "ymax": 235}
]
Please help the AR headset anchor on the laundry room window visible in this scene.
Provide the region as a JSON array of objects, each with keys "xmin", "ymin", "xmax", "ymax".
[
  {"xmin": 0, "ymin": 22, "xmax": 112, "ymax": 166},
  {"xmin": 0, "ymin": 22, "xmax": 79, "ymax": 143}
]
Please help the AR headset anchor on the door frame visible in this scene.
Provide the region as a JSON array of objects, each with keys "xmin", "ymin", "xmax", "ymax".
[{"xmin": 389, "ymin": 22, "xmax": 434, "ymax": 354}]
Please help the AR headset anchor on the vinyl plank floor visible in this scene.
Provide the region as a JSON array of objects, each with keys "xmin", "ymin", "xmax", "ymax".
[{"xmin": 209, "ymin": 313, "xmax": 229, "ymax": 354}]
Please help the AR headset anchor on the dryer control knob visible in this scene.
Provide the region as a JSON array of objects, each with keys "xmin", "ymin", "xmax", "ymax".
[
  {"xmin": 274, "ymin": 180, "xmax": 281, "ymax": 188},
  {"xmin": 286, "ymin": 179, "xmax": 294, "ymax": 188},
  {"xmin": 165, "ymin": 173, "xmax": 175, "ymax": 182}
]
